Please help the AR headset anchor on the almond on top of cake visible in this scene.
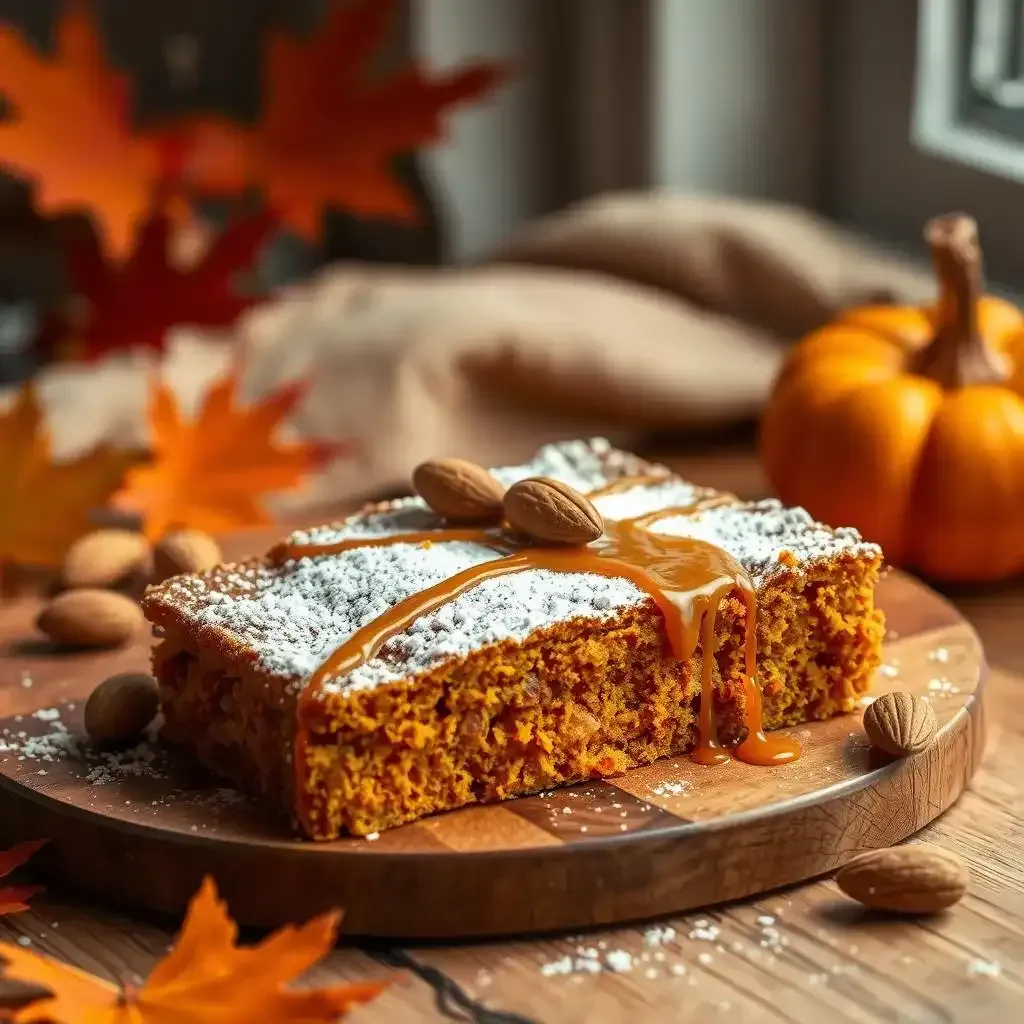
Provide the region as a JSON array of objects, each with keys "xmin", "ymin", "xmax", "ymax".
[{"xmin": 142, "ymin": 438, "xmax": 884, "ymax": 840}]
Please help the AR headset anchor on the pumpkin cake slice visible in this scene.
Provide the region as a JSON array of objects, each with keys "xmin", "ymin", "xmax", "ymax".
[{"xmin": 143, "ymin": 439, "xmax": 885, "ymax": 839}]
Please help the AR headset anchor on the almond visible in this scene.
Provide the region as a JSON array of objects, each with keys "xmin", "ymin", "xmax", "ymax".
[
  {"xmin": 863, "ymin": 691, "xmax": 937, "ymax": 756},
  {"xmin": 61, "ymin": 529, "xmax": 152, "ymax": 591},
  {"xmin": 85, "ymin": 672, "xmax": 159, "ymax": 744},
  {"xmin": 412, "ymin": 458, "xmax": 505, "ymax": 523},
  {"xmin": 36, "ymin": 589, "xmax": 145, "ymax": 649},
  {"xmin": 836, "ymin": 844, "xmax": 968, "ymax": 914},
  {"xmin": 503, "ymin": 477, "xmax": 604, "ymax": 545},
  {"xmin": 153, "ymin": 529, "xmax": 223, "ymax": 583}
]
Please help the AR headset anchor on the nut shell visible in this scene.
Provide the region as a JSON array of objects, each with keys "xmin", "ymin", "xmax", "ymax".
[
  {"xmin": 61, "ymin": 529, "xmax": 151, "ymax": 590},
  {"xmin": 836, "ymin": 844, "xmax": 968, "ymax": 914},
  {"xmin": 503, "ymin": 477, "xmax": 604, "ymax": 545},
  {"xmin": 412, "ymin": 458, "xmax": 505, "ymax": 523},
  {"xmin": 36, "ymin": 589, "xmax": 145, "ymax": 649},
  {"xmin": 863, "ymin": 691, "xmax": 937, "ymax": 756},
  {"xmin": 153, "ymin": 529, "xmax": 223, "ymax": 583},
  {"xmin": 85, "ymin": 672, "xmax": 159, "ymax": 744}
]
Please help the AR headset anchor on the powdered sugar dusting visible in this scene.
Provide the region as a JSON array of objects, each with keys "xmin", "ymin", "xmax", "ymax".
[
  {"xmin": 146, "ymin": 439, "xmax": 880, "ymax": 694},
  {"xmin": 647, "ymin": 501, "xmax": 879, "ymax": 584},
  {"xmin": 290, "ymin": 498, "xmax": 442, "ymax": 547},
  {"xmin": 490, "ymin": 436, "xmax": 632, "ymax": 491},
  {"xmin": 191, "ymin": 542, "xmax": 645, "ymax": 688},
  {"xmin": 591, "ymin": 479, "xmax": 705, "ymax": 521}
]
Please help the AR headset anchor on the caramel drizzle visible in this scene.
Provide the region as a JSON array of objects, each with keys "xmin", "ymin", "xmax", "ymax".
[{"xmin": 281, "ymin": 496, "xmax": 800, "ymax": 829}]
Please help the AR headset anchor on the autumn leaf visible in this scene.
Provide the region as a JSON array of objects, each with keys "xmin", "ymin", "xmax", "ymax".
[
  {"xmin": 0, "ymin": 840, "xmax": 46, "ymax": 915},
  {"xmin": 57, "ymin": 210, "xmax": 277, "ymax": 361},
  {"xmin": 116, "ymin": 372, "xmax": 345, "ymax": 541},
  {"xmin": 0, "ymin": 386, "xmax": 138, "ymax": 569},
  {"xmin": 169, "ymin": 0, "xmax": 505, "ymax": 237},
  {"xmin": 0, "ymin": 875, "xmax": 389, "ymax": 1022},
  {"xmin": 0, "ymin": 2, "xmax": 168, "ymax": 259}
]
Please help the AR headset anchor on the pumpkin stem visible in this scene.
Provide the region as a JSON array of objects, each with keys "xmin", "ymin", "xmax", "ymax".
[{"xmin": 913, "ymin": 213, "xmax": 1010, "ymax": 387}]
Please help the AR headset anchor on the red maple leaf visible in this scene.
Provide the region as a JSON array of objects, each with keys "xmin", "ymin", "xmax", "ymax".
[
  {"xmin": 0, "ymin": 839, "xmax": 47, "ymax": 914},
  {"xmin": 163, "ymin": 0, "xmax": 506, "ymax": 237},
  {"xmin": 56, "ymin": 210, "xmax": 277, "ymax": 361}
]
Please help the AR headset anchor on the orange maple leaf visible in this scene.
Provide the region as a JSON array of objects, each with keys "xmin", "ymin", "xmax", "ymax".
[
  {"xmin": 0, "ymin": 386, "xmax": 138, "ymax": 569},
  {"xmin": 0, "ymin": 2, "xmax": 166, "ymax": 259},
  {"xmin": 170, "ymin": 0, "xmax": 505, "ymax": 236},
  {"xmin": 0, "ymin": 840, "xmax": 46, "ymax": 915},
  {"xmin": 0, "ymin": 876, "xmax": 389, "ymax": 1023},
  {"xmin": 116, "ymin": 373, "xmax": 343, "ymax": 542}
]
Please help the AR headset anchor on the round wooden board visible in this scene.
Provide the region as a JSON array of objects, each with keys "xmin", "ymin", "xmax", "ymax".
[{"xmin": 0, "ymin": 571, "xmax": 986, "ymax": 939}]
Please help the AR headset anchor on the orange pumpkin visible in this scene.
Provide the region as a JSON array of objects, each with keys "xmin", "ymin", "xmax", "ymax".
[{"xmin": 760, "ymin": 213, "xmax": 1024, "ymax": 582}]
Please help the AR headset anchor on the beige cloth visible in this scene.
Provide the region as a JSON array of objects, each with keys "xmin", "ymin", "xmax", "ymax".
[
  {"xmin": 28, "ymin": 191, "xmax": 935, "ymax": 514},
  {"xmin": 498, "ymin": 191, "xmax": 934, "ymax": 339}
]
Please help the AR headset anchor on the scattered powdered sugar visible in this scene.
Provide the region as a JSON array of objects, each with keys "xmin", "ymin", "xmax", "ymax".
[
  {"xmin": 31, "ymin": 707, "xmax": 63, "ymax": 723},
  {"xmin": 967, "ymin": 958, "xmax": 1002, "ymax": 978},
  {"xmin": 1, "ymin": 708, "xmax": 165, "ymax": 786},
  {"xmin": 1, "ymin": 724, "xmax": 80, "ymax": 761},
  {"xmin": 150, "ymin": 439, "xmax": 878, "ymax": 693},
  {"xmin": 644, "ymin": 925, "xmax": 676, "ymax": 946},
  {"xmin": 604, "ymin": 950, "xmax": 634, "ymax": 973},
  {"xmin": 85, "ymin": 742, "xmax": 160, "ymax": 785},
  {"xmin": 650, "ymin": 780, "xmax": 692, "ymax": 798},
  {"xmin": 927, "ymin": 677, "xmax": 961, "ymax": 697},
  {"xmin": 689, "ymin": 918, "xmax": 719, "ymax": 942},
  {"xmin": 535, "ymin": 904, "xmax": 859, "ymax": 986}
]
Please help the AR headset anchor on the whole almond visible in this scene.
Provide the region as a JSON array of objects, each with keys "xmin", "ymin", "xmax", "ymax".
[
  {"xmin": 61, "ymin": 529, "xmax": 152, "ymax": 591},
  {"xmin": 85, "ymin": 672, "xmax": 159, "ymax": 744},
  {"xmin": 504, "ymin": 477, "xmax": 604, "ymax": 545},
  {"xmin": 836, "ymin": 844, "xmax": 968, "ymax": 914},
  {"xmin": 153, "ymin": 529, "xmax": 223, "ymax": 583},
  {"xmin": 36, "ymin": 589, "xmax": 145, "ymax": 649},
  {"xmin": 413, "ymin": 458, "xmax": 505, "ymax": 523},
  {"xmin": 863, "ymin": 691, "xmax": 937, "ymax": 756}
]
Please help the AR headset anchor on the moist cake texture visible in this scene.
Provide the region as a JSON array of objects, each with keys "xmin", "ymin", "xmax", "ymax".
[{"xmin": 143, "ymin": 439, "xmax": 885, "ymax": 839}]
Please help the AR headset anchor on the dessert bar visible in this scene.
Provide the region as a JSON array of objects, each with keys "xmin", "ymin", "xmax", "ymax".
[{"xmin": 143, "ymin": 439, "xmax": 884, "ymax": 839}]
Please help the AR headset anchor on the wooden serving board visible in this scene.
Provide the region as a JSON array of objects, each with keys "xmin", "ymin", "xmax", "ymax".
[{"xmin": 0, "ymin": 570, "xmax": 986, "ymax": 939}]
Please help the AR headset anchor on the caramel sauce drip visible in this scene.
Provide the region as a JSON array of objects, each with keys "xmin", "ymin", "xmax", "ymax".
[{"xmin": 281, "ymin": 498, "xmax": 799, "ymax": 830}]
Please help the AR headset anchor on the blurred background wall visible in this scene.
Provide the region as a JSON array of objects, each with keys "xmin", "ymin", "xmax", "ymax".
[
  {"xmin": 3, "ymin": 0, "xmax": 1023, "ymax": 297},
  {"xmin": 422, "ymin": 0, "xmax": 1024, "ymax": 289}
]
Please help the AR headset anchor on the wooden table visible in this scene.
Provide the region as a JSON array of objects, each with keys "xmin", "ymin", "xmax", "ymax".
[{"xmin": 2, "ymin": 449, "xmax": 1023, "ymax": 1024}]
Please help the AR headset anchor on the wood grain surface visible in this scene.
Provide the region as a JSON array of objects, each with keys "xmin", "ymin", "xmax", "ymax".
[
  {"xmin": 0, "ymin": 451, "xmax": 1021, "ymax": 1022},
  {"xmin": 0, "ymin": 572, "xmax": 986, "ymax": 940}
]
